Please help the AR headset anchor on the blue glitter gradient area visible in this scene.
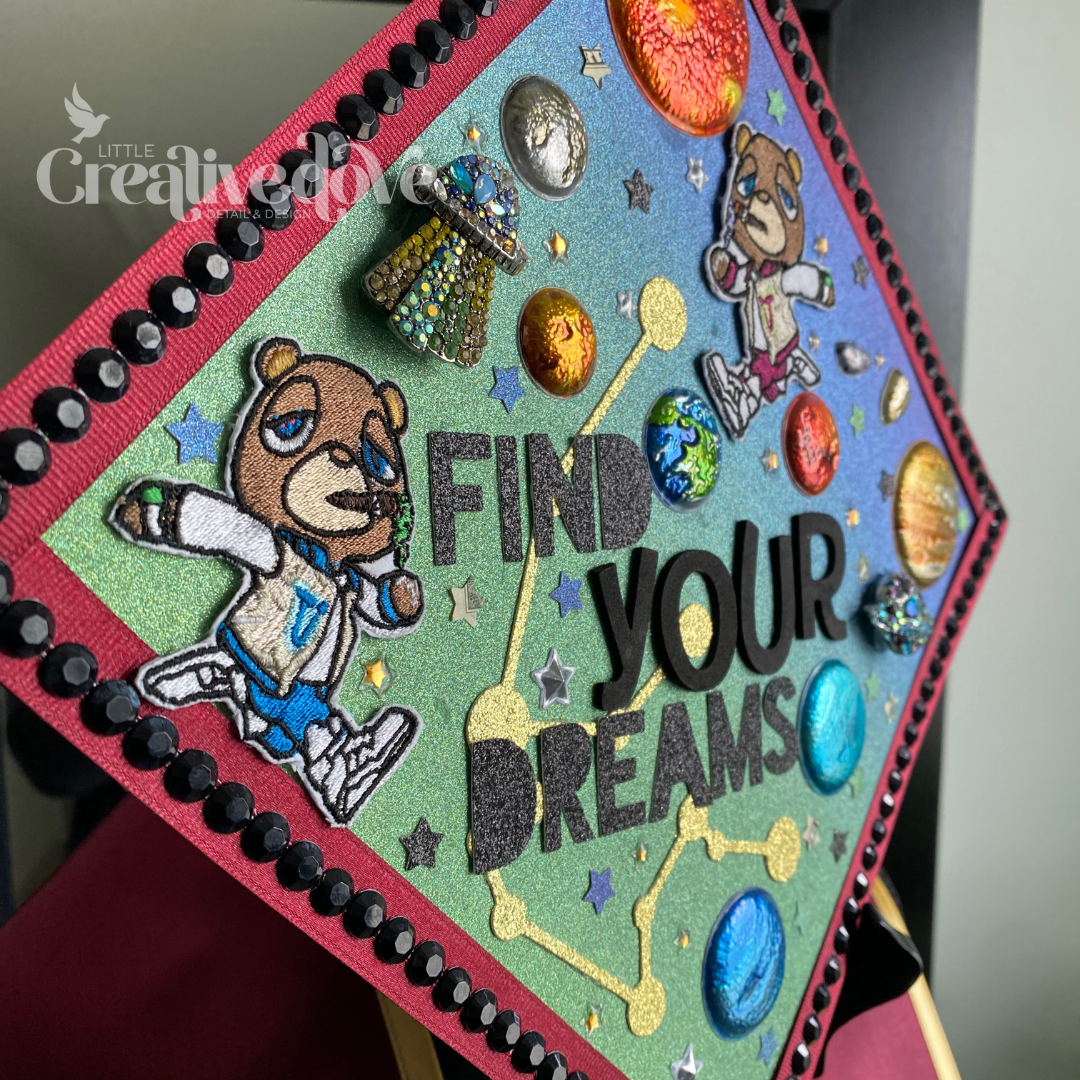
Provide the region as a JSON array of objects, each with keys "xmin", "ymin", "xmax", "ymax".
[
  {"xmin": 798, "ymin": 659, "xmax": 867, "ymax": 795},
  {"xmin": 702, "ymin": 887, "xmax": 786, "ymax": 1039}
]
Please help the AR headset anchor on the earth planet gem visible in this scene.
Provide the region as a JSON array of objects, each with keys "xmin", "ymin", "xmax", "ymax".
[
  {"xmin": 893, "ymin": 441, "xmax": 959, "ymax": 586},
  {"xmin": 782, "ymin": 392, "xmax": 840, "ymax": 496},
  {"xmin": 517, "ymin": 287, "xmax": 597, "ymax": 397},
  {"xmin": 643, "ymin": 389, "xmax": 720, "ymax": 510},
  {"xmin": 799, "ymin": 659, "xmax": 866, "ymax": 796}
]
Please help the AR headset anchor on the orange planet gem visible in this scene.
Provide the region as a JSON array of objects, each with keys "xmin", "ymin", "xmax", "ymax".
[
  {"xmin": 518, "ymin": 287, "xmax": 597, "ymax": 398},
  {"xmin": 607, "ymin": 0, "xmax": 750, "ymax": 136},
  {"xmin": 893, "ymin": 441, "xmax": 959, "ymax": 586},
  {"xmin": 782, "ymin": 392, "xmax": 840, "ymax": 496}
]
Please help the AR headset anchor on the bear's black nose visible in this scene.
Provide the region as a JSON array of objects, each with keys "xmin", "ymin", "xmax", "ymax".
[{"xmin": 326, "ymin": 442, "xmax": 358, "ymax": 468}]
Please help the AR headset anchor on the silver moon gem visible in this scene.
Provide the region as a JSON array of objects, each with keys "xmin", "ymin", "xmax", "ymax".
[{"xmin": 500, "ymin": 75, "xmax": 588, "ymax": 201}]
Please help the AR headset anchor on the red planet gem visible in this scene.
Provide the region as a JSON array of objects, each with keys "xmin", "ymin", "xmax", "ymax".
[{"xmin": 782, "ymin": 392, "xmax": 840, "ymax": 496}]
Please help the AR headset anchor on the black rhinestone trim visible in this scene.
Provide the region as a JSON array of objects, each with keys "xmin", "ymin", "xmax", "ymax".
[
  {"xmin": 792, "ymin": 1042, "xmax": 811, "ymax": 1075},
  {"xmin": 216, "ymin": 213, "xmax": 265, "ymax": 262},
  {"xmin": 337, "ymin": 95, "xmax": 381, "ymax": 142},
  {"xmin": 241, "ymin": 811, "xmax": 291, "ymax": 862},
  {"xmin": 805, "ymin": 80, "xmax": 824, "ymax": 110},
  {"xmin": 39, "ymin": 642, "xmax": 97, "ymax": 697},
  {"xmin": 164, "ymin": 748, "xmax": 218, "ymax": 802},
  {"xmin": 871, "ymin": 818, "xmax": 887, "ymax": 843},
  {"xmin": 280, "ymin": 149, "xmax": 324, "ymax": 200},
  {"xmin": 488, "ymin": 1009, "xmax": 522, "ymax": 1052},
  {"xmin": 112, "ymin": 309, "xmax": 166, "ymax": 365},
  {"xmin": 76, "ymin": 349, "xmax": 130, "ymax": 403},
  {"xmin": 149, "ymin": 275, "xmax": 201, "ymax": 329},
  {"xmin": 311, "ymin": 868, "xmax": 353, "ymax": 916},
  {"xmin": 32, "ymin": 388, "xmax": 90, "ymax": 443},
  {"xmin": 853, "ymin": 188, "xmax": 872, "ymax": 215},
  {"xmin": 374, "ymin": 915, "xmax": 415, "ymax": 962},
  {"xmin": 780, "ymin": 21, "xmax": 799, "ymax": 52},
  {"xmin": 308, "ymin": 122, "xmax": 352, "ymax": 170},
  {"xmin": 823, "ymin": 955, "xmax": 842, "ymax": 984},
  {"xmin": 0, "ymin": 599, "xmax": 54, "ymax": 657},
  {"xmin": 417, "ymin": 19, "xmax": 454, "ymax": 64},
  {"xmin": 277, "ymin": 840, "xmax": 324, "ymax": 891},
  {"xmin": 818, "ymin": 109, "xmax": 837, "ymax": 138},
  {"xmin": 248, "ymin": 180, "xmax": 294, "ymax": 231},
  {"xmin": 185, "ymin": 243, "xmax": 235, "ymax": 295},
  {"xmin": 880, "ymin": 792, "xmax": 896, "ymax": 818},
  {"xmin": 852, "ymin": 872, "xmax": 869, "ymax": 899},
  {"xmin": 803, "ymin": 1014, "xmax": 822, "ymax": 1044},
  {"xmin": 204, "ymin": 781, "xmax": 255, "ymax": 833},
  {"xmin": 813, "ymin": 982, "xmax": 831, "ymax": 1011},
  {"xmin": 512, "ymin": 1030, "xmax": 546, "ymax": 1072},
  {"xmin": 364, "ymin": 69, "xmax": 405, "ymax": 115},
  {"xmin": 0, "ymin": 428, "xmax": 50, "ymax": 485},
  {"xmin": 463, "ymin": 988, "xmax": 499, "ymax": 1032},
  {"xmin": 407, "ymin": 939, "xmax": 447, "ymax": 985},
  {"xmin": 390, "ymin": 43, "xmax": 431, "ymax": 90},
  {"xmin": 82, "ymin": 679, "xmax": 140, "ymax": 734},
  {"xmin": 766, "ymin": 0, "xmax": 786, "ymax": 20},
  {"xmin": 434, "ymin": 966, "xmax": 472, "ymax": 1011},
  {"xmin": 862, "ymin": 844, "xmax": 878, "ymax": 869},
  {"xmin": 123, "ymin": 714, "xmax": 179, "ymax": 770},
  {"xmin": 344, "ymin": 888, "xmax": 386, "ymax": 938},
  {"xmin": 792, "ymin": 50, "xmax": 812, "ymax": 81},
  {"xmin": 834, "ymin": 924, "xmax": 850, "ymax": 953}
]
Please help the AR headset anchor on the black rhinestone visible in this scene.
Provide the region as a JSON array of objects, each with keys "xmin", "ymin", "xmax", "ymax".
[
  {"xmin": 0, "ymin": 599, "xmax": 54, "ymax": 657},
  {"xmin": 311, "ymin": 868, "xmax": 353, "ymax": 915},
  {"xmin": 915, "ymin": 331, "xmax": 931, "ymax": 356},
  {"xmin": 813, "ymin": 983, "xmax": 831, "ymax": 1012},
  {"xmin": 886, "ymin": 262, "xmax": 903, "ymax": 288},
  {"xmin": 975, "ymin": 470, "xmax": 988, "ymax": 491},
  {"xmin": 945, "ymin": 615, "xmax": 959, "ymax": 638},
  {"xmin": 123, "ymin": 714, "xmax": 179, "ymax": 769},
  {"xmin": 488, "ymin": 1009, "xmax": 522, "ymax": 1052},
  {"xmin": 32, "ymin": 388, "xmax": 90, "ymax": 443},
  {"xmin": 374, "ymin": 915, "xmax": 415, "ymax": 963},
  {"xmin": 951, "ymin": 415, "xmax": 964, "ymax": 435},
  {"xmin": 829, "ymin": 135, "xmax": 847, "ymax": 164},
  {"xmin": 82, "ymin": 679, "xmax": 140, "ymax": 734},
  {"xmin": 803, "ymin": 1014, "xmax": 822, "ymax": 1044},
  {"xmin": 779, "ymin": 21, "xmax": 799, "ymax": 51},
  {"xmin": 913, "ymin": 700, "xmax": 928, "ymax": 723},
  {"xmin": 434, "ymin": 966, "xmax": 472, "ymax": 1011},
  {"xmin": 0, "ymin": 428, "xmax": 50, "ymax": 485},
  {"xmin": 862, "ymin": 844, "xmax": 879, "ymax": 869},
  {"xmin": 248, "ymin": 181, "xmax": 294, "ymax": 231},
  {"xmin": 929, "ymin": 658, "xmax": 942, "ymax": 680},
  {"xmin": 897, "ymin": 746, "xmax": 913, "ymax": 770},
  {"xmin": 390, "ymin": 43, "xmax": 430, "ymax": 90},
  {"xmin": 344, "ymin": 888, "xmax": 387, "ymax": 938},
  {"xmin": 149, "ymin": 275, "xmax": 201, "ymax": 328},
  {"xmin": 843, "ymin": 162, "xmax": 861, "ymax": 190},
  {"xmin": 512, "ymin": 1031, "xmax": 547, "ymax": 1073},
  {"xmin": 203, "ymin": 781, "xmax": 255, "ymax": 833},
  {"xmin": 793, "ymin": 51, "xmax": 812, "ymax": 81},
  {"xmin": 417, "ymin": 19, "xmax": 454, "ymax": 64},
  {"xmin": 463, "ymin": 988, "xmax": 499, "ymax": 1031},
  {"xmin": 995, "ymin": 505, "xmax": 1007, "ymax": 522},
  {"xmin": 854, "ymin": 188, "xmax": 872, "ymax": 215},
  {"xmin": 792, "ymin": 1042, "xmax": 811, "ymax": 1074},
  {"xmin": 241, "ymin": 811, "xmax": 290, "ymax": 862},
  {"xmin": 112, "ymin": 309, "xmax": 166, "ymax": 365},
  {"xmin": 0, "ymin": 558, "xmax": 12, "ymax": 606},
  {"xmin": 871, "ymin": 821, "xmax": 888, "ymax": 848},
  {"xmin": 920, "ymin": 680, "xmax": 935, "ymax": 701},
  {"xmin": 958, "ymin": 434, "xmax": 972, "ymax": 455},
  {"xmin": 972, "ymin": 558, "xmax": 985, "ymax": 579},
  {"xmin": 967, "ymin": 452, "xmax": 981, "ymax": 471},
  {"xmin": 277, "ymin": 840, "xmax": 324, "ymax": 891},
  {"xmin": 925, "ymin": 354, "xmax": 940, "ymax": 378},
  {"xmin": 888, "ymin": 768, "xmax": 903, "ymax": 792},
  {"xmin": 0, "ymin": 486, "xmax": 8, "ymax": 523},
  {"xmin": 364, "ymin": 69, "xmax": 405, "ymax": 116},
  {"xmin": 467, "ymin": 0, "xmax": 498, "ymax": 15},
  {"xmin": 988, "ymin": 523, "xmax": 1001, "ymax": 541},
  {"xmin": 880, "ymin": 792, "xmax": 896, "ymax": 818},
  {"xmin": 932, "ymin": 374, "xmax": 946, "ymax": 396},
  {"xmin": 407, "ymin": 939, "xmax": 446, "ymax": 985},
  {"xmin": 336, "ymin": 94, "xmax": 380, "ymax": 141},
  {"xmin": 308, "ymin": 121, "xmax": 352, "ymax": 169},
  {"xmin": 896, "ymin": 284, "xmax": 912, "ymax": 311},
  {"xmin": 280, "ymin": 149, "xmax": 324, "ymax": 200},
  {"xmin": 842, "ymin": 897, "xmax": 860, "ymax": 928},
  {"xmin": 823, "ymin": 955, "xmax": 842, "ymax": 984},
  {"xmin": 905, "ymin": 309, "xmax": 921, "ymax": 335},
  {"xmin": 39, "ymin": 642, "xmax": 97, "ymax": 696},
  {"xmin": 962, "ymin": 578, "xmax": 976, "ymax": 600},
  {"xmin": 818, "ymin": 109, "xmax": 837, "ymax": 138},
  {"xmin": 875, "ymin": 238, "xmax": 893, "ymax": 264},
  {"xmin": 852, "ymin": 872, "xmax": 869, "ymax": 899},
  {"xmin": 904, "ymin": 722, "xmax": 919, "ymax": 746},
  {"xmin": 766, "ymin": 0, "xmax": 786, "ymax": 19},
  {"xmin": 567, "ymin": 1073, "xmax": 589, "ymax": 1080},
  {"xmin": 184, "ymin": 243, "xmax": 234, "ymax": 295},
  {"xmin": 806, "ymin": 80, "xmax": 824, "ymax": 110},
  {"xmin": 834, "ymin": 924, "xmax": 850, "ymax": 953},
  {"xmin": 216, "ymin": 214, "xmax": 264, "ymax": 262},
  {"xmin": 937, "ymin": 639, "xmax": 952, "ymax": 661},
  {"xmin": 866, "ymin": 213, "xmax": 883, "ymax": 241},
  {"xmin": 942, "ymin": 394, "xmax": 956, "ymax": 414},
  {"xmin": 76, "ymin": 349, "xmax": 130, "ymax": 403},
  {"xmin": 164, "ymin": 748, "xmax": 218, "ymax": 801},
  {"xmin": 536, "ymin": 1051, "xmax": 568, "ymax": 1080},
  {"xmin": 979, "ymin": 540, "xmax": 994, "ymax": 561}
]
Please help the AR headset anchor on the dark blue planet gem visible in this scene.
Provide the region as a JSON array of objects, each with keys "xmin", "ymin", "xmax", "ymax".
[
  {"xmin": 799, "ymin": 659, "xmax": 866, "ymax": 795},
  {"xmin": 702, "ymin": 887, "xmax": 786, "ymax": 1040}
]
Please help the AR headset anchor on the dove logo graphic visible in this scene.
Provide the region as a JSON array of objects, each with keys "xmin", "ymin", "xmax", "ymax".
[{"xmin": 64, "ymin": 85, "xmax": 109, "ymax": 144}]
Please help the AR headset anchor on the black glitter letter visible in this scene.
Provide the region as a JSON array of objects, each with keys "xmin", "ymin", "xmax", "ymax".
[
  {"xmin": 649, "ymin": 701, "xmax": 711, "ymax": 822},
  {"xmin": 494, "ymin": 435, "xmax": 523, "ymax": 563},
  {"xmin": 707, "ymin": 684, "xmax": 763, "ymax": 798},
  {"xmin": 526, "ymin": 433, "xmax": 596, "ymax": 557},
  {"xmin": 428, "ymin": 432, "xmax": 491, "ymax": 567},
  {"xmin": 596, "ymin": 433, "xmax": 651, "ymax": 550},
  {"xmin": 763, "ymin": 676, "xmax": 798, "ymax": 775},
  {"xmin": 540, "ymin": 723, "xmax": 595, "ymax": 852},
  {"xmin": 596, "ymin": 710, "xmax": 646, "ymax": 836},
  {"xmin": 470, "ymin": 738, "xmax": 536, "ymax": 873},
  {"xmin": 792, "ymin": 512, "xmax": 848, "ymax": 640},
  {"xmin": 734, "ymin": 520, "xmax": 795, "ymax": 675}
]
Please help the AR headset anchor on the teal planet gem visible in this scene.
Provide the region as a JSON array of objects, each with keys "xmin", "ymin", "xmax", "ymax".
[
  {"xmin": 643, "ymin": 389, "xmax": 720, "ymax": 511},
  {"xmin": 799, "ymin": 659, "xmax": 866, "ymax": 795},
  {"xmin": 449, "ymin": 160, "xmax": 473, "ymax": 194},
  {"xmin": 473, "ymin": 172, "xmax": 496, "ymax": 203},
  {"xmin": 702, "ymin": 888, "xmax": 786, "ymax": 1040}
]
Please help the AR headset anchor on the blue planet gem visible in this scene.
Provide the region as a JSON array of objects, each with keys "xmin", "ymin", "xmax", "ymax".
[
  {"xmin": 865, "ymin": 573, "xmax": 933, "ymax": 655},
  {"xmin": 473, "ymin": 172, "xmax": 496, "ymax": 204},
  {"xmin": 799, "ymin": 659, "xmax": 866, "ymax": 796},
  {"xmin": 702, "ymin": 888, "xmax": 786, "ymax": 1040},
  {"xmin": 643, "ymin": 389, "xmax": 721, "ymax": 511},
  {"xmin": 449, "ymin": 160, "xmax": 473, "ymax": 194}
]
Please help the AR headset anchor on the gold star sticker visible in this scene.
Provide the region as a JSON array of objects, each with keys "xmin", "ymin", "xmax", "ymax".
[
  {"xmin": 583, "ymin": 1004, "xmax": 602, "ymax": 1033},
  {"xmin": 363, "ymin": 652, "xmax": 392, "ymax": 695},
  {"xmin": 676, "ymin": 929, "xmax": 691, "ymax": 949},
  {"xmin": 634, "ymin": 840, "xmax": 647, "ymax": 863},
  {"xmin": 814, "ymin": 234, "xmax": 828, "ymax": 258},
  {"xmin": 544, "ymin": 229, "xmax": 569, "ymax": 264},
  {"xmin": 875, "ymin": 352, "xmax": 885, "ymax": 368},
  {"xmin": 450, "ymin": 577, "xmax": 484, "ymax": 627},
  {"xmin": 855, "ymin": 553, "xmax": 871, "ymax": 582},
  {"xmin": 846, "ymin": 507, "xmax": 860, "ymax": 528},
  {"xmin": 461, "ymin": 121, "xmax": 487, "ymax": 151},
  {"xmin": 808, "ymin": 332, "xmax": 820, "ymax": 352},
  {"xmin": 760, "ymin": 448, "xmax": 779, "ymax": 474}
]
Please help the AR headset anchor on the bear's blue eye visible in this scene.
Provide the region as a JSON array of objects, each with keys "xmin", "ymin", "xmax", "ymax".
[
  {"xmin": 262, "ymin": 408, "xmax": 316, "ymax": 454},
  {"xmin": 778, "ymin": 181, "xmax": 798, "ymax": 221},
  {"xmin": 271, "ymin": 412, "xmax": 305, "ymax": 438},
  {"xmin": 737, "ymin": 173, "xmax": 756, "ymax": 198},
  {"xmin": 363, "ymin": 439, "xmax": 396, "ymax": 482}
]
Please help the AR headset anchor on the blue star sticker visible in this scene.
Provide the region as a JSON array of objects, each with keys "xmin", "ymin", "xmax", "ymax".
[
  {"xmin": 166, "ymin": 403, "xmax": 223, "ymax": 464},
  {"xmin": 758, "ymin": 1027, "xmax": 777, "ymax": 1066},
  {"xmin": 490, "ymin": 366, "xmax": 525, "ymax": 414},
  {"xmin": 549, "ymin": 571, "xmax": 583, "ymax": 618},
  {"xmin": 584, "ymin": 868, "xmax": 615, "ymax": 915}
]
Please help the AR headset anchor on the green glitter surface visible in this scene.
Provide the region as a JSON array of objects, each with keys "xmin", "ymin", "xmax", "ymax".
[{"xmin": 44, "ymin": 3, "xmax": 972, "ymax": 1077}]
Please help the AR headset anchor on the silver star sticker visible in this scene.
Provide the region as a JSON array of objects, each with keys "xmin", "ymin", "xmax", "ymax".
[
  {"xmin": 532, "ymin": 647, "xmax": 575, "ymax": 710},
  {"xmin": 671, "ymin": 1043, "xmax": 703, "ymax": 1080},
  {"xmin": 450, "ymin": 577, "xmax": 484, "ymax": 627},
  {"xmin": 878, "ymin": 470, "xmax": 895, "ymax": 501},
  {"xmin": 616, "ymin": 290, "xmax": 636, "ymax": 320},
  {"xmin": 884, "ymin": 692, "xmax": 900, "ymax": 725},
  {"xmin": 855, "ymin": 553, "xmax": 871, "ymax": 583},
  {"xmin": 853, "ymin": 254, "xmax": 869, "ymax": 287},
  {"xmin": 685, "ymin": 156, "xmax": 707, "ymax": 194},
  {"xmin": 802, "ymin": 815, "xmax": 820, "ymax": 850}
]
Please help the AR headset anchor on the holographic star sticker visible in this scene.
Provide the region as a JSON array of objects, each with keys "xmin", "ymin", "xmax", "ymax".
[
  {"xmin": 616, "ymin": 290, "xmax": 636, "ymax": 320},
  {"xmin": 544, "ymin": 228, "xmax": 569, "ymax": 264},
  {"xmin": 802, "ymin": 816, "xmax": 820, "ymax": 850},
  {"xmin": 532, "ymin": 647, "xmax": 575, "ymax": 710},
  {"xmin": 958, "ymin": 507, "xmax": 971, "ymax": 532},
  {"xmin": 846, "ymin": 507, "xmax": 860, "ymax": 528},
  {"xmin": 853, "ymin": 254, "xmax": 870, "ymax": 287},
  {"xmin": 166, "ymin": 403, "xmax": 223, "ymax": 464},
  {"xmin": 363, "ymin": 651, "xmax": 393, "ymax": 696},
  {"xmin": 580, "ymin": 45, "xmax": 612, "ymax": 88},
  {"xmin": 549, "ymin": 571, "xmax": 583, "ymax": 618},
  {"xmin": 490, "ymin": 366, "xmax": 525, "ymax": 414},
  {"xmin": 584, "ymin": 868, "xmax": 616, "ymax": 914},
  {"xmin": 450, "ymin": 577, "xmax": 484, "ymax": 627},
  {"xmin": 884, "ymin": 692, "xmax": 900, "ymax": 725},
  {"xmin": 830, "ymin": 829, "xmax": 849, "ymax": 862},
  {"xmin": 671, "ymin": 1044, "xmax": 703, "ymax": 1080},
  {"xmin": 623, "ymin": 169, "xmax": 653, "ymax": 213},
  {"xmin": 461, "ymin": 120, "xmax": 488, "ymax": 151},
  {"xmin": 766, "ymin": 87, "xmax": 787, "ymax": 125},
  {"xmin": 760, "ymin": 448, "xmax": 779, "ymax": 473},
  {"xmin": 856, "ymin": 553, "xmax": 871, "ymax": 582},
  {"xmin": 685, "ymin": 156, "xmax": 707, "ymax": 194},
  {"xmin": 758, "ymin": 1027, "xmax": 778, "ymax": 1066}
]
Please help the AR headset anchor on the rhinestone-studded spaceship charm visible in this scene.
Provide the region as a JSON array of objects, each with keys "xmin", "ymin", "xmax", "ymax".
[
  {"xmin": 363, "ymin": 155, "xmax": 528, "ymax": 368},
  {"xmin": 865, "ymin": 572, "xmax": 933, "ymax": 655}
]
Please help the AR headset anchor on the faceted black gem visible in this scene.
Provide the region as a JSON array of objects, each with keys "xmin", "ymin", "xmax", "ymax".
[
  {"xmin": 866, "ymin": 213, "xmax": 883, "ymax": 240},
  {"xmin": 216, "ymin": 214, "xmax": 265, "ymax": 262},
  {"xmin": 803, "ymin": 1014, "xmax": 822, "ymax": 1043},
  {"xmin": 766, "ymin": 0, "xmax": 786, "ymax": 20},
  {"xmin": 185, "ymin": 243, "xmax": 235, "ymax": 295},
  {"xmin": 311, "ymin": 868, "xmax": 353, "ymax": 916},
  {"xmin": 308, "ymin": 122, "xmax": 352, "ymax": 169},
  {"xmin": 248, "ymin": 181, "xmax": 294, "ymax": 231},
  {"xmin": 513, "ymin": 1031, "xmax": 547, "ymax": 1072},
  {"xmin": 880, "ymin": 792, "xmax": 895, "ymax": 818},
  {"xmin": 277, "ymin": 840, "xmax": 324, "ymax": 891},
  {"xmin": 467, "ymin": 0, "xmax": 498, "ymax": 16},
  {"xmin": 896, "ymin": 285, "xmax": 912, "ymax": 311},
  {"xmin": 842, "ymin": 897, "xmax": 860, "ymax": 928},
  {"xmin": 805, "ymin": 80, "xmax": 824, "ymax": 110},
  {"xmin": 834, "ymin": 924, "xmax": 850, "ymax": 953},
  {"xmin": 897, "ymin": 745, "xmax": 913, "ymax": 768},
  {"xmin": 440, "ymin": 0, "xmax": 478, "ymax": 40},
  {"xmin": 434, "ymin": 966, "xmax": 472, "ymax": 1011},
  {"xmin": 966, "ymin": 452, "xmax": 980, "ymax": 472},
  {"xmin": 934, "ymin": 376, "xmax": 948, "ymax": 398},
  {"xmin": 904, "ymin": 722, "xmax": 920, "ymax": 746},
  {"xmin": 958, "ymin": 433, "xmax": 972, "ymax": 455},
  {"xmin": 876, "ymin": 238, "xmax": 893, "ymax": 264},
  {"xmin": 852, "ymin": 871, "xmax": 869, "ymax": 899},
  {"xmin": 123, "ymin": 714, "xmax": 179, "ymax": 769},
  {"xmin": 0, "ymin": 428, "xmax": 50, "ymax": 485},
  {"xmin": 793, "ymin": 50, "xmax": 812, "ymax": 82},
  {"xmin": 567, "ymin": 1073, "xmax": 590, "ymax": 1080},
  {"xmin": 0, "ymin": 557, "xmax": 12, "ymax": 607},
  {"xmin": 823, "ymin": 955, "xmax": 842, "ymax": 984},
  {"xmin": 0, "ymin": 599, "xmax": 54, "ymax": 658},
  {"xmin": 812, "ymin": 983, "xmax": 831, "ymax": 1011},
  {"xmin": 364, "ymin": 70, "xmax": 405, "ymax": 116},
  {"xmin": 979, "ymin": 541, "xmax": 994, "ymax": 561},
  {"xmin": 203, "ymin": 781, "xmax": 255, "ymax": 833},
  {"xmin": 76, "ymin": 349, "xmax": 130, "ymax": 404},
  {"xmin": 887, "ymin": 769, "xmax": 903, "ymax": 793},
  {"xmin": 872, "ymin": 820, "xmax": 889, "ymax": 846},
  {"xmin": 416, "ymin": 19, "xmax": 454, "ymax": 64},
  {"xmin": 906, "ymin": 310, "xmax": 922, "ymax": 335},
  {"xmin": 336, "ymin": 95, "xmax": 380, "ymax": 141},
  {"xmin": 843, "ymin": 163, "xmax": 861, "ymax": 191},
  {"xmin": 164, "ymin": 748, "xmax": 218, "ymax": 801},
  {"xmin": 149, "ymin": 275, "xmax": 201, "ymax": 329},
  {"xmin": 390, "ymin": 43, "xmax": 430, "ymax": 90},
  {"xmin": 487, "ymin": 1009, "xmax": 522, "ymax": 1052},
  {"xmin": 950, "ymin": 415, "xmax": 964, "ymax": 435},
  {"xmin": 829, "ymin": 136, "xmax": 847, "ymax": 164},
  {"xmin": 407, "ymin": 939, "xmax": 446, "ymax": 985},
  {"xmin": 913, "ymin": 698, "xmax": 929, "ymax": 721},
  {"xmin": 779, "ymin": 21, "xmax": 799, "ymax": 51},
  {"xmin": 929, "ymin": 657, "xmax": 942, "ymax": 680},
  {"xmin": 536, "ymin": 1050, "xmax": 568, "ymax": 1080},
  {"xmin": 82, "ymin": 679, "xmax": 140, "ymax": 735},
  {"xmin": 374, "ymin": 915, "xmax": 415, "ymax": 962},
  {"xmin": 854, "ymin": 188, "xmax": 872, "ymax": 215},
  {"xmin": 862, "ymin": 844, "xmax": 879, "ymax": 869},
  {"xmin": 344, "ymin": 888, "xmax": 387, "ymax": 938},
  {"xmin": 462, "ymin": 988, "xmax": 498, "ymax": 1031},
  {"xmin": 818, "ymin": 109, "xmax": 837, "ymax": 138},
  {"xmin": 39, "ymin": 642, "xmax": 97, "ymax": 697},
  {"xmin": 0, "ymin": 485, "xmax": 8, "ymax": 523},
  {"xmin": 919, "ymin": 679, "xmax": 935, "ymax": 701},
  {"xmin": 112, "ymin": 309, "xmax": 166, "ymax": 365},
  {"xmin": 887, "ymin": 263, "xmax": 905, "ymax": 289},
  {"xmin": 32, "ymin": 388, "xmax": 91, "ymax": 442},
  {"xmin": 241, "ymin": 811, "xmax": 291, "ymax": 862},
  {"xmin": 280, "ymin": 150, "xmax": 324, "ymax": 200},
  {"xmin": 791, "ymin": 1042, "xmax": 811, "ymax": 1075}
]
